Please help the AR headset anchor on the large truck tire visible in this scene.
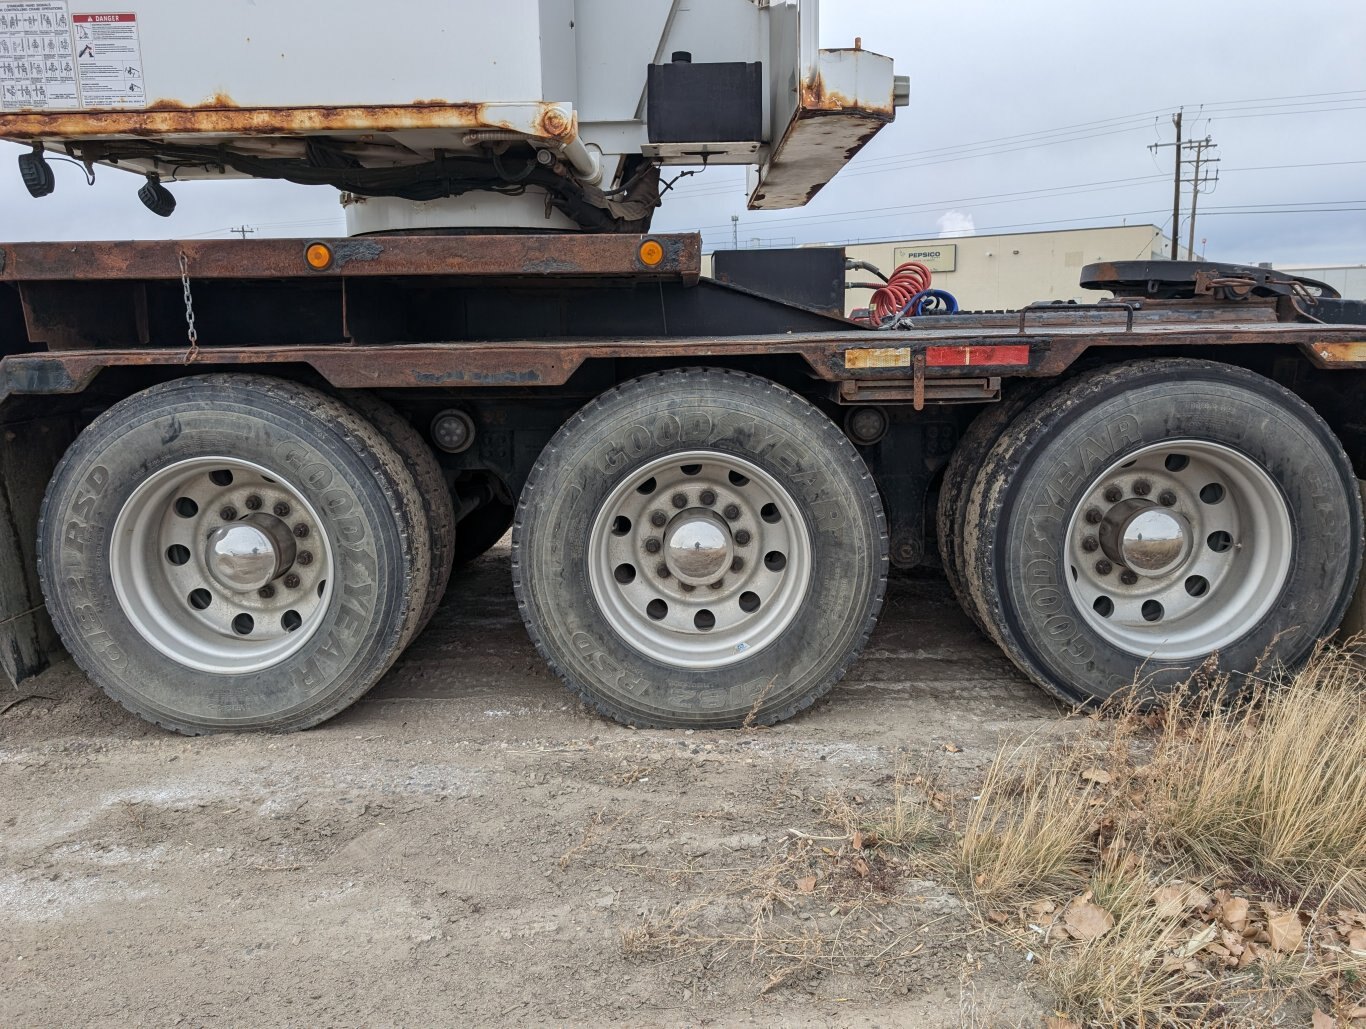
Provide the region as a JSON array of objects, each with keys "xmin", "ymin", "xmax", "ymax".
[
  {"xmin": 960, "ymin": 359, "xmax": 1363, "ymax": 706},
  {"xmin": 513, "ymin": 368, "xmax": 889, "ymax": 728},
  {"xmin": 343, "ymin": 392, "xmax": 455, "ymax": 633},
  {"xmin": 936, "ymin": 382, "xmax": 1050, "ymax": 633},
  {"xmin": 38, "ymin": 375, "xmax": 427, "ymax": 734}
]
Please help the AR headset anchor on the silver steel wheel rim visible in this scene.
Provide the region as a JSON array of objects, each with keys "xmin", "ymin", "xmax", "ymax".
[
  {"xmin": 1064, "ymin": 440, "xmax": 1292, "ymax": 660},
  {"xmin": 588, "ymin": 450, "xmax": 814, "ymax": 669},
  {"xmin": 110, "ymin": 458, "xmax": 335, "ymax": 674}
]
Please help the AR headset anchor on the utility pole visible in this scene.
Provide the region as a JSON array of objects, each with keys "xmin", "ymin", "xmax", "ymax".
[
  {"xmin": 1184, "ymin": 137, "xmax": 1220, "ymax": 260},
  {"xmin": 231, "ymin": 225, "xmax": 256, "ymax": 240},
  {"xmin": 1149, "ymin": 110, "xmax": 1183, "ymax": 259},
  {"xmin": 731, "ymin": 215, "xmax": 739, "ymax": 250}
]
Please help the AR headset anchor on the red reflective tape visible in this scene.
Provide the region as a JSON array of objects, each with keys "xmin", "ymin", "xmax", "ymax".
[{"xmin": 925, "ymin": 344, "xmax": 1031, "ymax": 368}]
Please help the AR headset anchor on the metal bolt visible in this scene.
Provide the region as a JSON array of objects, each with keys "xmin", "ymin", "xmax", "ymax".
[
  {"xmin": 731, "ymin": 557, "xmax": 745, "ymax": 573},
  {"xmin": 723, "ymin": 504, "xmax": 741, "ymax": 521},
  {"xmin": 297, "ymin": 551, "xmax": 314, "ymax": 567},
  {"xmin": 680, "ymin": 583, "xmax": 696, "ymax": 593},
  {"xmin": 735, "ymin": 529, "xmax": 752, "ymax": 546},
  {"xmin": 274, "ymin": 502, "xmax": 291, "ymax": 518},
  {"xmin": 657, "ymin": 564, "xmax": 671, "ymax": 579},
  {"xmin": 258, "ymin": 585, "xmax": 276, "ymax": 600},
  {"xmin": 1159, "ymin": 490, "xmax": 1178, "ymax": 507},
  {"xmin": 1120, "ymin": 570, "xmax": 1139, "ymax": 586},
  {"xmin": 1134, "ymin": 479, "xmax": 1152, "ymax": 497},
  {"xmin": 1082, "ymin": 536, "xmax": 1099, "ymax": 553},
  {"xmin": 650, "ymin": 511, "xmax": 667, "ymax": 528},
  {"xmin": 1103, "ymin": 485, "xmax": 1123, "ymax": 503},
  {"xmin": 709, "ymin": 580, "xmax": 724, "ymax": 590},
  {"xmin": 245, "ymin": 495, "xmax": 263, "ymax": 511},
  {"xmin": 671, "ymin": 492, "xmax": 688, "ymax": 510},
  {"xmin": 293, "ymin": 523, "xmax": 310, "ymax": 539},
  {"xmin": 699, "ymin": 490, "xmax": 717, "ymax": 507},
  {"xmin": 645, "ymin": 538, "xmax": 662, "ymax": 555},
  {"xmin": 219, "ymin": 506, "xmax": 238, "ymax": 522},
  {"xmin": 1085, "ymin": 508, "xmax": 1103, "ymax": 525},
  {"xmin": 284, "ymin": 574, "xmax": 301, "ymax": 590},
  {"xmin": 1095, "ymin": 559, "xmax": 1113, "ymax": 576}
]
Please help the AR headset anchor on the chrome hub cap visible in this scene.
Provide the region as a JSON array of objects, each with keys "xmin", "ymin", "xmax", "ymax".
[
  {"xmin": 1099, "ymin": 501, "xmax": 1191, "ymax": 577},
  {"xmin": 664, "ymin": 511, "xmax": 733, "ymax": 586},
  {"xmin": 588, "ymin": 450, "xmax": 814, "ymax": 669},
  {"xmin": 204, "ymin": 516, "xmax": 297, "ymax": 593},
  {"xmin": 1066, "ymin": 440, "xmax": 1292, "ymax": 660},
  {"xmin": 110, "ymin": 458, "xmax": 335, "ymax": 674}
]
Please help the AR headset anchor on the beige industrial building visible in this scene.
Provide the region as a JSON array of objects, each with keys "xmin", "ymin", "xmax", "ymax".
[{"xmin": 840, "ymin": 225, "xmax": 1190, "ymax": 314}]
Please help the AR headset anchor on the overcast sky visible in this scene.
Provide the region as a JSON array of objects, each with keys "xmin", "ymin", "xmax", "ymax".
[{"xmin": 2, "ymin": 0, "xmax": 1363, "ymax": 267}]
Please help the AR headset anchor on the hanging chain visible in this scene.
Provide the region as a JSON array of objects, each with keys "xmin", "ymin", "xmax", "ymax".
[{"xmin": 177, "ymin": 252, "xmax": 200, "ymax": 362}]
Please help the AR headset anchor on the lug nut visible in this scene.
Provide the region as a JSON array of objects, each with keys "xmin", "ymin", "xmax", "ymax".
[
  {"xmin": 245, "ymin": 495, "xmax": 263, "ymax": 511},
  {"xmin": 1085, "ymin": 508, "xmax": 1103, "ymax": 525},
  {"xmin": 293, "ymin": 523, "xmax": 310, "ymax": 539},
  {"xmin": 680, "ymin": 583, "xmax": 695, "ymax": 593},
  {"xmin": 671, "ymin": 492, "xmax": 688, "ymax": 510},
  {"xmin": 657, "ymin": 564, "xmax": 671, "ymax": 579},
  {"xmin": 731, "ymin": 557, "xmax": 745, "ymax": 573},
  {"xmin": 645, "ymin": 538, "xmax": 662, "ymax": 554},
  {"xmin": 1082, "ymin": 536, "xmax": 1099, "ymax": 553},
  {"xmin": 1134, "ymin": 479, "xmax": 1152, "ymax": 497},
  {"xmin": 1104, "ymin": 485, "xmax": 1123, "ymax": 503},
  {"xmin": 284, "ymin": 574, "xmax": 301, "ymax": 590},
  {"xmin": 650, "ymin": 511, "xmax": 667, "ymax": 528},
  {"xmin": 1159, "ymin": 490, "xmax": 1178, "ymax": 507},
  {"xmin": 1095, "ymin": 559, "xmax": 1113, "ymax": 576},
  {"xmin": 735, "ymin": 530, "xmax": 752, "ymax": 546},
  {"xmin": 258, "ymin": 585, "xmax": 276, "ymax": 600},
  {"xmin": 723, "ymin": 504, "xmax": 741, "ymax": 521},
  {"xmin": 1120, "ymin": 570, "xmax": 1139, "ymax": 586},
  {"xmin": 219, "ymin": 506, "xmax": 238, "ymax": 521},
  {"xmin": 699, "ymin": 489, "xmax": 717, "ymax": 507},
  {"xmin": 297, "ymin": 551, "xmax": 314, "ymax": 566},
  {"xmin": 274, "ymin": 502, "xmax": 291, "ymax": 518},
  {"xmin": 709, "ymin": 580, "xmax": 724, "ymax": 590}
]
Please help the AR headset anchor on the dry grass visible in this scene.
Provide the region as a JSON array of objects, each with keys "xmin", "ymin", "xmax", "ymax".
[
  {"xmin": 1148, "ymin": 647, "xmax": 1366, "ymax": 908},
  {"xmin": 956, "ymin": 642, "xmax": 1366, "ymax": 1026}
]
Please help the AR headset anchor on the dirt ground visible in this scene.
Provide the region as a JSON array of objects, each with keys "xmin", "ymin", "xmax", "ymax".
[{"xmin": 0, "ymin": 542, "xmax": 1072, "ymax": 1027}]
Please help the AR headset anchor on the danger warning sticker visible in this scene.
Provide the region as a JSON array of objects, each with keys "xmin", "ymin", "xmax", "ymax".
[{"xmin": 72, "ymin": 11, "xmax": 143, "ymax": 107}]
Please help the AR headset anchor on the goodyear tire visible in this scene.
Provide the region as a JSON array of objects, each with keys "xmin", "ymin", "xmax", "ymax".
[
  {"xmin": 344, "ymin": 392, "xmax": 454, "ymax": 633},
  {"xmin": 513, "ymin": 368, "xmax": 888, "ymax": 728},
  {"xmin": 961, "ymin": 359, "xmax": 1363, "ymax": 706},
  {"xmin": 936, "ymin": 382, "xmax": 1050, "ymax": 633},
  {"xmin": 38, "ymin": 375, "xmax": 425, "ymax": 734}
]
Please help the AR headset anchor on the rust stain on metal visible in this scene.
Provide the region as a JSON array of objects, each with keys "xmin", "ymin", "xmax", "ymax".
[
  {"xmin": 0, "ymin": 234, "xmax": 702, "ymax": 283},
  {"xmin": 0, "ymin": 100, "xmax": 524, "ymax": 141},
  {"xmin": 1307, "ymin": 341, "xmax": 1366, "ymax": 366},
  {"xmin": 799, "ymin": 70, "xmax": 895, "ymax": 120}
]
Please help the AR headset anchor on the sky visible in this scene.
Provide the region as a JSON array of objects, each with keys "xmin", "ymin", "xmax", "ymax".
[{"xmin": 2, "ymin": 0, "xmax": 1363, "ymax": 267}]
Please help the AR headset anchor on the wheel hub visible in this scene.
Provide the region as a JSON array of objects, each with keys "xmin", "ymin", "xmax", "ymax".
[
  {"xmin": 664, "ymin": 511, "xmax": 732, "ymax": 585},
  {"xmin": 587, "ymin": 450, "xmax": 814, "ymax": 669},
  {"xmin": 204, "ymin": 515, "xmax": 297, "ymax": 593},
  {"xmin": 1065, "ymin": 440, "xmax": 1292, "ymax": 660},
  {"xmin": 1099, "ymin": 500, "xmax": 1191, "ymax": 577}
]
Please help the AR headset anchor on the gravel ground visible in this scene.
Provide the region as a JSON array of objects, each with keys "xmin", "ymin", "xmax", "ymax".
[{"xmin": 1, "ymin": 541, "xmax": 1068, "ymax": 1027}]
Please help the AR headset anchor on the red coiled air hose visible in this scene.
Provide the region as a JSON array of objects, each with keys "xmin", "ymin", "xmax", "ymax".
[{"xmin": 870, "ymin": 262, "xmax": 933, "ymax": 323}]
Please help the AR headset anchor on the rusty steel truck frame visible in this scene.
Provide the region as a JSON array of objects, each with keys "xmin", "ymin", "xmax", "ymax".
[
  {"xmin": 2, "ymin": 236, "xmax": 1365, "ymax": 733},
  {"xmin": 1, "ymin": 0, "xmax": 1364, "ymax": 734}
]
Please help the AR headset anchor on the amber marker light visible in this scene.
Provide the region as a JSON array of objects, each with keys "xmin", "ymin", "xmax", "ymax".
[
  {"xmin": 638, "ymin": 239, "xmax": 665, "ymax": 267},
  {"xmin": 305, "ymin": 242, "xmax": 334, "ymax": 271}
]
